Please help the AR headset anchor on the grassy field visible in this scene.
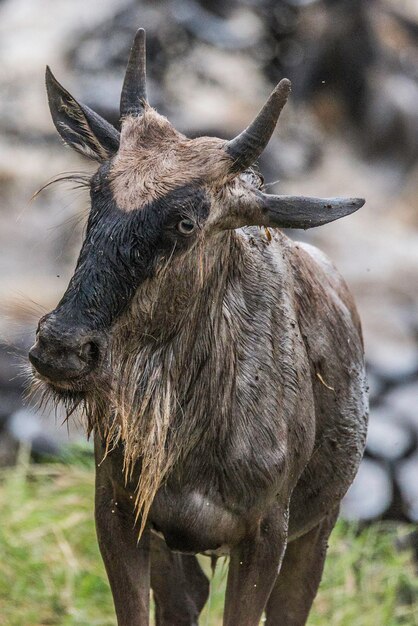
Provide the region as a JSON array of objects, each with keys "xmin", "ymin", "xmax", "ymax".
[{"xmin": 0, "ymin": 445, "xmax": 417, "ymax": 626}]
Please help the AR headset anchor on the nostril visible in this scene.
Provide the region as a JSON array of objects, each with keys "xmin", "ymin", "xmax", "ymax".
[
  {"xmin": 79, "ymin": 341, "xmax": 100, "ymax": 363},
  {"xmin": 28, "ymin": 347, "xmax": 41, "ymax": 369},
  {"xmin": 29, "ymin": 326, "xmax": 104, "ymax": 383}
]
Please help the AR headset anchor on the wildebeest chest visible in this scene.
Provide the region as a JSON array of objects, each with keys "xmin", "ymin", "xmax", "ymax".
[
  {"xmin": 106, "ymin": 387, "xmax": 314, "ymax": 557},
  {"xmin": 101, "ymin": 232, "xmax": 317, "ymax": 553},
  {"xmin": 149, "ymin": 412, "xmax": 313, "ymax": 554}
]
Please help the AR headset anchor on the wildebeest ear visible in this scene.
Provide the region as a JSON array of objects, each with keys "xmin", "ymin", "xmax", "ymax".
[{"xmin": 45, "ymin": 66, "xmax": 120, "ymax": 162}]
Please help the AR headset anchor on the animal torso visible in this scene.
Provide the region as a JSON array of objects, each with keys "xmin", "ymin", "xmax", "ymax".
[{"xmin": 102, "ymin": 227, "xmax": 368, "ymax": 554}]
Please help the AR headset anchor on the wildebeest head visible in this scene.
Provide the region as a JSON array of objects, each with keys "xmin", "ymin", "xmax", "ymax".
[{"xmin": 29, "ymin": 28, "xmax": 364, "ymax": 394}]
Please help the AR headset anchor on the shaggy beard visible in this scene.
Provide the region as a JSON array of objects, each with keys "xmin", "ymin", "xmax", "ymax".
[
  {"xmin": 109, "ymin": 344, "xmax": 179, "ymax": 537},
  {"xmin": 26, "ymin": 369, "xmax": 114, "ymax": 439},
  {"xmin": 26, "ymin": 349, "xmax": 180, "ymax": 538}
]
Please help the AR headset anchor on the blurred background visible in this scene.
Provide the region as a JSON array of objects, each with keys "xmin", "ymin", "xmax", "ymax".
[{"xmin": 0, "ymin": 0, "xmax": 417, "ymax": 624}]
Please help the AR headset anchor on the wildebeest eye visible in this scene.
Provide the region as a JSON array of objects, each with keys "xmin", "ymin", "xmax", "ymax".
[{"xmin": 176, "ymin": 218, "xmax": 196, "ymax": 235}]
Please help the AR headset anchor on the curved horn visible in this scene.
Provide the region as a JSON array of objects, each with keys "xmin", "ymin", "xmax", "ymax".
[
  {"xmin": 258, "ymin": 193, "xmax": 365, "ymax": 230},
  {"xmin": 225, "ymin": 78, "xmax": 291, "ymax": 174},
  {"xmin": 120, "ymin": 28, "xmax": 148, "ymax": 118}
]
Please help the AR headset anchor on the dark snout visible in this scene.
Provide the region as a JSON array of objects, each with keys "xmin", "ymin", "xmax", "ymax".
[{"xmin": 29, "ymin": 318, "xmax": 103, "ymax": 385}]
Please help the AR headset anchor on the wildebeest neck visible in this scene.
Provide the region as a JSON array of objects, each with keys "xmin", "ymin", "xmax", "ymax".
[{"xmin": 103, "ymin": 227, "xmax": 297, "ymax": 534}]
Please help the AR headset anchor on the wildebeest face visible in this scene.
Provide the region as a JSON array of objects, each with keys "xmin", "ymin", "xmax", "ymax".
[
  {"xmin": 29, "ymin": 29, "xmax": 364, "ymax": 390},
  {"xmin": 29, "ymin": 149, "xmax": 214, "ymax": 389}
]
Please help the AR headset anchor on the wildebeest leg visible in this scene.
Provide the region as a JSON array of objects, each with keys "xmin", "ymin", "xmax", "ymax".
[
  {"xmin": 151, "ymin": 533, "xmax": 209, "ymax": 626},
  {"xmin": 223, "ymin": 509, "xmax": 288, "ymax": 626},
  {"xmin": 265, "ymin": 507, "xmax": 339, "ymax": 626},
  {"xmin": 95, "ymin": 438, "xmax": 151, "ymax": 626}
]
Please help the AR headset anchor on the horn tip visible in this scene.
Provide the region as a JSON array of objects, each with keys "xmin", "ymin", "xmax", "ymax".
[
  {"xmin": 342, "ymin": 197, "xmax": 365, "ymax": 210},
  {"xmin": 45, "ymin": 65, "xmax": 59, "ymax": 95},
  {"xmin": 45, "ymin": 65, "xmax": 54, "ymax": 82},
  {"xmin": 330, "ymin": 197, "xmax": 366, "ymax": 216},
  {"xmin": 326, "ymin": 197, "xmax": 366, "ymax": 211},
  {"xmin": 134, "ymin": 27, "xmax": 146, "ymax": 43},
  {"xmin": 275, "ymin": 78, "xmax": 292, "ymax": 98},
  {"xmin": 279, "ymin": 77, "xmax": 292, "ymax": 89}
]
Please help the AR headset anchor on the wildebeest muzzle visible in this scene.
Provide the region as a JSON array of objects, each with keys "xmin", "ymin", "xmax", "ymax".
[{"xmin": 29, "ymin": 314, "xmax": 103, "ymax": 385}]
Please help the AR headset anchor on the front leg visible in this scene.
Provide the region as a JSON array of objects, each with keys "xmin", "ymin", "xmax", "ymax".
[
  {"xmin": 151, "ymin": 533, "xmax": 209, "ymax": 626},
  {"xmin": 223, "ymin": 507, "xmax": 288, "ymax": 626},
  {"xmin": 94, "ymin": 434, "xmax": 151, "ymax": 626}
]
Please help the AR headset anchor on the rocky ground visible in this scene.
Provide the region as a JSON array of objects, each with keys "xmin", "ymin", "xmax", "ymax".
[{"xmin": 0, "ymin": 0, "xmax": 417, "ymax": 523}]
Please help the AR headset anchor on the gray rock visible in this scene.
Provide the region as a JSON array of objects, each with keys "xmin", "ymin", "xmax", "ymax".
[
  {"xmin": 385, "ymin": 381, "xmax": 418, "ymax": 430},
  {"xmin": 366, "ymin": 405, "xmax": 414, "ymax": 461},
  {"xmin": 341, "ymin": 458, "xmax": 392, "ymax": 521}
]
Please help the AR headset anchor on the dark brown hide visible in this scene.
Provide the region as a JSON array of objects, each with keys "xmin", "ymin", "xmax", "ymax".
[
  {"xmin": 94, "ymin": 228, "xmax": 367, "ymax": 626},
  {"xmin": 32, "ymin": 30, "xmax": 368, "ymax": 626}
]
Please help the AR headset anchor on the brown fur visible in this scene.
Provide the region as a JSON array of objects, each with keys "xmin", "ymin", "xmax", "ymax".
[{"xmin": 110, "ymin": 107, "xmax": 232, "ymax": 211}]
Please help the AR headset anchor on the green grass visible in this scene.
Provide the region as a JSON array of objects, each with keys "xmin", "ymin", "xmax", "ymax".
[{"xmin": 0, "ymin": 445, "xmax": 417, "ymax": 625}]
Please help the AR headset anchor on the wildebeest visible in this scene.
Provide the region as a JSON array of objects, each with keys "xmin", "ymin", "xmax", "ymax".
[{"xmin": 29, "ymin": 28, "xmax": 368, "ymax": 626}]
